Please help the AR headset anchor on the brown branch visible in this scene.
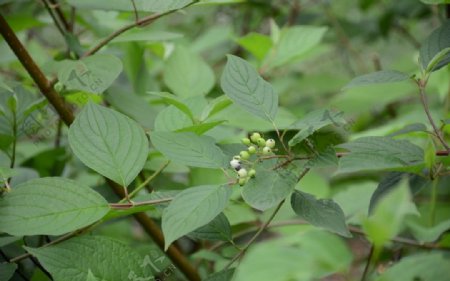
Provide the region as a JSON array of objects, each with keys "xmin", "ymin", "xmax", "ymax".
[
  {"xmin": 42, "ymin": 0, "xmax": 66, "ymax": 38},
  {"xmin": 107, "ymin": 179, "xmax": 201, "ymax": 281},
  {"xmin": 0, "ymin": 13, "xmax": 201, "ymax": 281},
  {"xmin": 0, "ymin": 14, "xmax": 74, "ymax": 125}
]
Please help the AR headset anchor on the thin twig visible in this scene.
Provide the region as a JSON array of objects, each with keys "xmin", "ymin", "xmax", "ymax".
[
  {"xmin": 360, "ymin": 245, "xmax": 374, "ymax": 281},
  {"xmin": 418, "ymin": 80, "xmax": 450, "ymax": 151},
  {"xmin": 47, "ymin": 0, "xmax": 71, "ymax": 32},
  {"xmin": 122, "ymin": 160, "xmax": 170, "ymax": 202},
  {"xmin": 224, "ymin": 200, "xmax": 286, "ymax": 269},
  {"xmin": 41, "ymin": 0, "xmax": 66, "ymax": 38},
  {"xmin": 110, "ymin": 197, "xmax": 173, "ymax": 209}
]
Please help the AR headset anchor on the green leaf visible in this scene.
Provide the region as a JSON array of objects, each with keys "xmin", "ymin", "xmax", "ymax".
[
  {"xmin": 162, "ymin": 184, "xmax": 231, "ymax": 250},
  {"xmin": 150, "ymin": 131, "xmax": 227, "ymax": 168},
  {"xmin": 421, "ymin": 0, "xmax": 450, "ymax": 3},
  {"xmin": 419, "ymin": 20, "xmax": 450, "ymax": 72},
  {"xmin": 336, "ymin": 137, "xmax": 424, "ymax": 174},
  {"xmin": 86, "ymin": 270, "xmax": 99, "ymax": 281},
  {"xmin": 0, "ymin": 177, "xmax": 109, "ymax": 236},
  {"xmin": 369, "ymin": 172, "xmax": 428, "ymax": 214},
  {"xmin": 176, "ymin": 120, "xmax": 226, "ymax": 135},
  {"xmin": 305, "ymin": 146, "xmax": 339, "ymax": 168},
  {"xmin": 343, "ymin": 70, "xmax": 410, "ymax": 89},
  {"xmin": 233, "ymin": 242, "xmax": 314, "ymax": 281},
  {"xmin": 242, "ymin": 167, "xmax": 297, "ymax": 211},
  {"xmin": 221, "ymin": 54, "xmax": 278, "ymax": 122},
  {"xmin": 291, "ymin": 190, "xmax": 352, "ymax": 237},
  {"xmin": 204, "ymin": 268, "xmax": 235, "ymax": 281},
  {"xmin": 57, "ymin": 54, "xmax": 123, "ymax": 94},
  {"xmin": 25, "ymin": 236, "xmax": 153, "ymax": 281},
  {"xmin": 363, "ymin": 179, "xmax": 418, "ymax": 247},
  {"xmin": 288, "ymin": 109, "xmax": 347, "ymax": 146},
  {"xmin": 388, "ymin": 123, "xmax": 427, "ymax": 137},
  {"xmin": 189, "ymin": 213, "xmax": 232, "ymax": 241},
  {"xmin": 407, "ymin": 218, "xmax": 450, "ymax": 243},
  {"xmin": 200, "ymin": 96, "xmax": 233, "ymax": 121},
  {"xmin": 265, "ymin": 25, "xmax": 327, "ymax": 69},
  {"xmin": 66, "ymin": 0, "xmax": 192, "ymax": 12},
  {"xmin": 68, "ymin": 102, "xmax": 149, "ymax": 187},
  {"xmin": 0, "ymin": 235, "xmax": 22, "ymax": 247},
  {"xmin": 148, "ymin": 91, "xmax": 196, "ymax": 123},
  {"xmin": 236, "ymin": 33, "xmax": 273, "ymax": 61},
  {"xmin": 375, "ymin": 252, "xmax": 450, "ymax": 281},
  {"xmin": 0, "ymin": 263, "xmax": 17, "ymax": 281},
  {"xmin": 154, "ymin": 105, "xmax": 192, "ymax": 132},
  {"xmin": 163, "ymin": 46, "xmax": 215, "ymax": 97}
]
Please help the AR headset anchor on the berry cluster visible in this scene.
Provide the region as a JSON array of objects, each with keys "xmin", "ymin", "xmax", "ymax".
[{"xmin": 229, "ymin": 132, "xmax": 276, "ymax": 186}]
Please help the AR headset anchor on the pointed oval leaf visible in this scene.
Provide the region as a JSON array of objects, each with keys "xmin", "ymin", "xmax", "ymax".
[
  {"xmin": 242, "ymin": 168, "xmax": 297, "ymax": 211},
  {"xmin": 0, "ymin": 263, "xmax": 17, "ymax": 281},
  {"xmin": 25, "ymin": 236, "xmax": 153, "ymax": 281},
  {"xmin": 291, "ymin": 190, "xmax": 351, "ymax": 237},
  {"xmin": 150, "ymin": 131, "xmax": 227, "ymax": 168},
  {"xmin": 162, "ymin": 185, "xmax": 232, "ymax": 250},
  {"xmin": 68, "ymin": 102, "xmax": 149, "ymax": 187},
  {"xmin": 343, "ymin": 70, "xmax": 410, "ymax": 89},
  {"xmin": 221, "ymin": 55, "xmax": 278, "ymax": 122},
  {"xmin": 375, "ymin": 252, "xmax": 450, "ymax": 281},
  {"xmin": 419, "ymin": 20, "xmax": 450, "ymax": 72},
  {"xmin": 57, "ymin": 54, "xmax": 123, "ymax": 94},
  {"xmin": 189, "ymin": 213, "xmax": 232, "ymax": 241},
  {"xmin": 0, "ymin": 177, "xmax": 109, "ymax": 236},
  {"xmin": 163, "ymin": 46, "xmax": 215, "ymax": 97},
  {"xmin": 204, "ymin": 268, "xmax": 235, "ymax": 281},
  {"xmin": 336, "ymin": 137, "xmax": 424, "ymax": 174}
]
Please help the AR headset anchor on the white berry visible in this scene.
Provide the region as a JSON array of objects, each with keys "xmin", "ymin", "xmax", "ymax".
[
  {"xmin": 230, "ymin": 159, "xmax": 241, "ymax": 169},
  {"xmin": 266, "ymin": 139, "xmax": 275, "ymax": 148},
  {"xmin": 237, "ymin": 168, "xmax": 248, "ymax": 178}
]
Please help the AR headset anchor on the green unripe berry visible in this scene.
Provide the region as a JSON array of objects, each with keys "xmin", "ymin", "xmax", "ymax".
[
  {"xmin": 238, "ymin": 178, "xmax": 247, "ymax": 186},
  {"xmin": 233, "ymin": 155, "xmax": 241, "ymax": 160},
  {"xmin": 248, "ymin": 145, "xmax": 256, "ymax": 154},
  {"xmin": 240, "ymin": 151, "xmax": 250, "ymax": 160},
  {"xmin": 262, "ymin": 146, "xmax": 272, "ymax": 155},
  {"xmin": 241, "ymin": 138, "xmax": 251, "ymax": 145},
  {"xmin": 250, "ymin": 132, "xmax": 261, "ymax": 143},
  {"xmin": 266, "ymin": 139, "xmax": 276, "ymax": 148},
  {"xmin": 237, "ymin": 168, "xmax": 248, "ymax": 178},
  {"xmin": 248, "ymin": 169, "xmax": 256, "ymax": 178},
  {"xmin": 256, "ymin": 138, "xmax": 266, "ymax": 147}
]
